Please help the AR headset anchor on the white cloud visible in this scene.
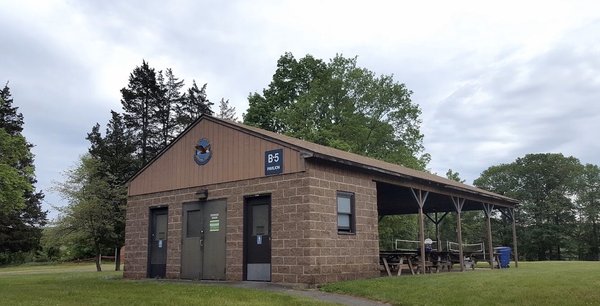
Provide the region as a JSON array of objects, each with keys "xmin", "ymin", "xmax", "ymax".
[
  {"xmin": 2, "ymin": 0, "xmax": 600, "ymax": 217},
  {"xmin": 424, "ymin": 18, "xmax": 600, "ymax": 182}
]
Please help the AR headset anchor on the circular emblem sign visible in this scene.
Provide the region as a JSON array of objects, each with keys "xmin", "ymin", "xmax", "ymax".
[{"xmin": 194, "ymin": 138, "xmax": 212, "ymax": 165}]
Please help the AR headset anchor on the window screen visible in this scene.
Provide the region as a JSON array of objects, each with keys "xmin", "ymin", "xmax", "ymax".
[{"xmin": 337, "ymin": 192, "xmax": 355, "ymax": 233}]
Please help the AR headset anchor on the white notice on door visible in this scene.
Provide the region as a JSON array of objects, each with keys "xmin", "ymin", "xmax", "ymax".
[{"xmin": 257, "ymin": 235, "xmax": 262, "ymax": 245}]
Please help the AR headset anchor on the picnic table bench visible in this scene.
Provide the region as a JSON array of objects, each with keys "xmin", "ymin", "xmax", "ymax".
[{"xmin": 380, "ymin": 251, "xmax": 417, "ymax": 276}]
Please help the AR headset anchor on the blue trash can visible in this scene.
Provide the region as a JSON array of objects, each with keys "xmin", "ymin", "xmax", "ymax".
[{"xmin": 494, "ymin": 247, "xmax": 511, "ymax": 268}]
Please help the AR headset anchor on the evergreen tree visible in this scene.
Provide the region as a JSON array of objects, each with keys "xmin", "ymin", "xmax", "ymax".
[
  {"xmin": 176, "ymin": 80, "xmax": 213, "ymax": 129},
  {"xmin": 0, "ymin": 83, "xmax": 46, "ymax": 264},
  {"xmin": 217, "ymin": 98, "xmax": 237, "ymax": 121},
  {"xmin": 0, "ymin": 83, "xmax": 24, "ymax": 135},
  {"xmin": 156, "ymin": 68, "xmax": 184, "ymax": 147},
  {"xmin": 120, "ymin": 60, "xmax": 163, "ymax": 165}
]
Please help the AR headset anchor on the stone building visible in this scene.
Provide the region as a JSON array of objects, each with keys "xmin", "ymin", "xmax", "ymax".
[{"xmin": 124, "ymin": 115, "xmax": 518, "ymax": 285}]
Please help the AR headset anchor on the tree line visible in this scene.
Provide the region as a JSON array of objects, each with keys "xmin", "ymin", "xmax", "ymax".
[
  {"xmin": 379, "ymin": 157, "xmax": 600, "ymax": 262},
  {"xmin": 2, "ymin": 53, "xmax": 598, "ymax": 267},
  {"xmin": 475, "ymin": 153, "xmax": 600, "ymax": 261}
]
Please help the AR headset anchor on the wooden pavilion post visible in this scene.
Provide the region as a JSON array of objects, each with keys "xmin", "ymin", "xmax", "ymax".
[
  {"xmin": 434, "ymin": 212, "xmax": 440, "ymax": 251},
  {"xmin": 509, "ymin": 208, "xmax": 519, "ymax": 268},
  {"xmin": 451, "ymin": 197, "xmax": 465, "ymax": 271},
  {"xmin": 411, "ymin": 188, "xmax": 429, "ymax": 274},
  {"xmin": 483, "ymin": 203, "xmax": 495, "ymax": 269}
]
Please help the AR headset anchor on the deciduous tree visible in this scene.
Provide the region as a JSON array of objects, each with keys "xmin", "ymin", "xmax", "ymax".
[
  {"xmin": 446, "ymin": 169, "xmax": 465, "ymax": 183},
  {"xmin": 475, "ymin": 153, "xmax": 584, "ymax": 260},
  {"xmin": 576, "ymin": 164, "xmax": 600, "ymax": 260},
  {"xmin": 54, "ymin": 155, "xmax": 115, "ymax": 271},
  {"xmin": 244, "ymin": 53, "xmax": 429, "ymax": 170},
  {"xmin": 86, "ymin": 111, "xmax": 137, "ymax": 270}
]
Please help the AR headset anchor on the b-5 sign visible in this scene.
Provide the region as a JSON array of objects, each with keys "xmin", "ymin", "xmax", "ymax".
[{"xmin": 265, "ymin": 149, "xmax": 283, "ymax": 176}]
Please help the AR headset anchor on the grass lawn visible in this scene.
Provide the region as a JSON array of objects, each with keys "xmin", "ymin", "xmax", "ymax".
[
  {"xmin": 0, "ymin": 263, "xmax": 334, "ymax": 306},
  {"xmin": 321, "ymin": 261, "xmax": 600, "ymax": 306}
]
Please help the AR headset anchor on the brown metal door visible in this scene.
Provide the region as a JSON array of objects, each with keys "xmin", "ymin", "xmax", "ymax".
[
  {"xmin": 181, "ymin": 200, "xmax": 226, "ymax": 280},
  {"xmin": 181, "ymin": 203, "xmax": 203, "ymax": 279},
  {"xmin": 148, "ymin": 207, "xmax": 168, "ymax": 278},
  {"xmin": 202, "ymin": 200, "xmax": 227, "ymax": 279},
  {"xmin": 244, "ymin": 196, "xmax": 271, "ymax": 281}
]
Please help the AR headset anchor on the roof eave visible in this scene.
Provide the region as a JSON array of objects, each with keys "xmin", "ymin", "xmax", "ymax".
[{"xmin": 306, "ymin": 152, "xmax": 519, "ymax": 206}]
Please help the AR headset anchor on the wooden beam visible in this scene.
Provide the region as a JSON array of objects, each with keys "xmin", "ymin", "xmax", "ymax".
[
  {"xmin": 451, "ymin": 196, "xmax": 465, "ymax": 272},
  {"xmin": 425, "ymin": 213, "xmax": 436, "ymax": 223},
  {"xmin": 483, "ymin": 203, "xmax": 495, "ymax": 269},
  {"xmin": 411, "ymin": 188, "xmax": 429, "ymax": 274},
  {"xmin": 424, "ymin": 212, "xmax": 449, "ymax": 224},
  {"xmin": 510, "ymin": 208, "xmax": 519, "ymax": 268},
  {"xmin": 497, "ymin": 207, "xmax": 519, "ymax": 268},
  {"xmin": 425, "ymin": 212, "xmax": 449, "ymax": 251},
  {"xmin": 435, "ymin": 212, "xmax": 440, "ymax": 252},
  {"xmin": 376, "ymin": 178, "xmax": 518, "ymax": 208}
]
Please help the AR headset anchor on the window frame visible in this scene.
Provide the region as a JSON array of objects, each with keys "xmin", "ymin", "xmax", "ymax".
[
  {"xmin": 336, "ymin": 191, "xmax": 356, "ymax": 234},
  {"xmin": 186, "ymin": 209, "xmax": 203, "ymax": 238}
]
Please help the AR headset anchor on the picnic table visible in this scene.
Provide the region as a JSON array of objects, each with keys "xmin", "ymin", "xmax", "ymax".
[
  {"xmin": 380, "ymin": 250, "xmax": 417, "ymax": 276},
  {"xmin": 380, "ymin": 250, "xmax": 455, "ymax": 275}
]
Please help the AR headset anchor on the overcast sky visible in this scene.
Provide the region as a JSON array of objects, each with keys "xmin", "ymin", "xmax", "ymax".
[{"xmin": 2, "ymin": 0, "xmax": 600, "ymax": 220}]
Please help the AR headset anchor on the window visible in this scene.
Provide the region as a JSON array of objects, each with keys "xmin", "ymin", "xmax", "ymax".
[
  {"xmin": 186, "ymin": 210, "xmax": 202, "ymax": 238},
  {"xmin": 337, "ymin": 191, "xmax": 355, "ymax": 233}
]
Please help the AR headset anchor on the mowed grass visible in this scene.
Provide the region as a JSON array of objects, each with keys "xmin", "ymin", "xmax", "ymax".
[
  {"xmin": 321, "ymin": 261, "xmax": 600, "ymax": 306},
  {"xmin": 0, "ymin": 263, "xmax": 334, "ymax": 306}
]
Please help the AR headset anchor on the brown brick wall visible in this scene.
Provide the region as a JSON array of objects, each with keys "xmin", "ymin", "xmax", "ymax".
[
  {"xmin": 124, "ymin": 172, "xmax": 314, "ymax": 282},
  {"xmin": 124, "ymin": 160, "xmax": 381, "ymax": 284},
  {"xmin": 302, "ymin": 159, "xmax": 380, "ymax": 284}
]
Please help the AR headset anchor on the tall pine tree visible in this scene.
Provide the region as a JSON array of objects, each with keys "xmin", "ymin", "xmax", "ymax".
[
  {"xmin": 0, "ymin": 84, "xmax": 24, "ymax": 134},
  {"xmin": 175, "ymin": 80, "xmax": 213, "ymax": 129},
  {"xmin": 156, "ymin": 68, "xmax": 184, "ymax": 146},
  {"xmin": 0, "ymin": 82, "xmax": 47, "ymax": 264},
  {"xmin": 217, "ymin": 98, "xmax": 237, "ymax": 121},
  {"xmin": 120, "ymin": 60, "xmax": 163, "ymax": 165}
]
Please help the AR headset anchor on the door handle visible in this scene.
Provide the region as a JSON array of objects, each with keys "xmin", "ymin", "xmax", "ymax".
[{"xmin": 200, "ymin": 230, "xmax": 204, "ymax": 247}]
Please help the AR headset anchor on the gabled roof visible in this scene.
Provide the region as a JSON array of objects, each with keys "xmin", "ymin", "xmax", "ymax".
[{"xmin": 129, "ymin": 114, "xmax": 518, "ymax": 206}]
